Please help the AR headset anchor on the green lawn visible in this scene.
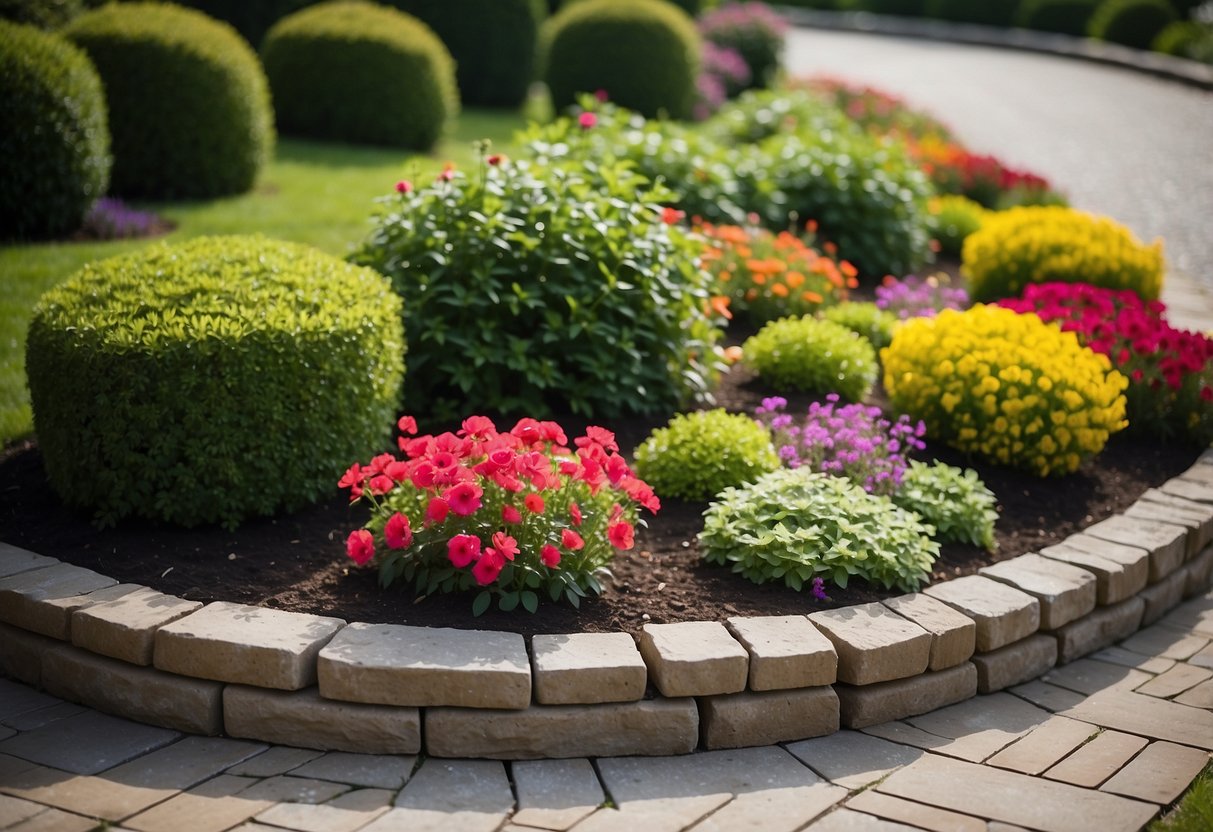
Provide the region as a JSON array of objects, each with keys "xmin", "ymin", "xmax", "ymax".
[
  {"xmin": 0, "ymin": 108, "xmax": 530, "ymax": 444},
  {"xmin": 1151, "ymin": 764, "xmax": 1213, "ymax": 832}
]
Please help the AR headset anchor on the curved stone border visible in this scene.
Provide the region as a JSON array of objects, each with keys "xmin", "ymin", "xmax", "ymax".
[
  {"xmin": 775, "ymin": 7, "xmax": 1213, "ymax": 91},
  {"xmin": 2, "ymin": 453, "xmax": 1213, "ymax": 760}
]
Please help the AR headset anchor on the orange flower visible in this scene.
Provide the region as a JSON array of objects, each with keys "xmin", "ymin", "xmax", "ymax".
[
  {"xmin": 723, "ymin": 345, "xmax": 744, "ymax": 365},
  {"xmin": 805, "ymin": 219, "xmax": 819, "ymax": 233},
  {"xmin": 785, "ymin": 271, "xmax": 805, "ymax": 289},
  {"xmin": 802, "ymin": 291, "xmax": 823, "ymax": 304},
  {"xmin": 770, "ymin": 283, "xmax": 789, "ymax": 298},
  {"xmin": 707, "ymin": 295, "xmax": 733, "ymax": 320},
  {"xmin": 751, "ymin": 273, "xmax": 767, "ymax": 286},
  {"xmin": 745, "ymin": 288, "xmax": 758, "ymax": 301},
  {"xmin": 823, "ymin": 241, "xmax": 838, "ymax": 256},
  {"xmin": 718, "ymin": 270, "xmax": 733, "ymax": 283}
]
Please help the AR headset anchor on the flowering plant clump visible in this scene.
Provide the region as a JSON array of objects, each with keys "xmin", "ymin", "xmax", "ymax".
[
  {"xmin": 698, "ymin": 2, "xmax": 788, "ymax": 90},
  {"xmin": 755, "ymin": 394, "xmax": 926, "ymax": 496},
  {"xmin": 795, "ymin": 76, "xmax": 955, "ymax": 144},
  {"xmin": 744, "ymin": 316, "xmax": 878, "ymax": 401},
  {"xmin": 705, "ymin": 87, "xmax": 854, "ymax": 145},
  {"xmin": 341, "ymin": 415, "xmax": 660, "ymax": 614},
  {"xmin": 875, "ymin": 273, "xmax": 970, "ymax": 320},
  {"xmin": 77, "ymin": 197, "xmax": 167, "ymax": 240},
  {"xmin": 695, "ymin": 218, "xmax": 856, "ymax": 323},
  {"xmin": 910, "ymin": 136, "xmax": 1063, "ymax": 209},
  {"xmin": 821, "ymin": 302, "xmax": 900, "ymax": 351},
  {"xmin": 962, "ymin": 206, "xmax": 1166, "ymax": 303},
  {"xmin": 883, "ymin": 305, "xmax": 1129, "ymax": 476},
  {"xmin": 891, "ymin": 460, "xmax": 999, "ymax": 550},
  {"xmin": 998, "ymin": 282, "xmax": 1213, "ymax": 445},
  {"xmin": 701, "ymin": 41, "xmax": 751, "ymax": 101},
  {"xmin": 633, "ymin": 409, "xmax": 780, "ymax": 501}
]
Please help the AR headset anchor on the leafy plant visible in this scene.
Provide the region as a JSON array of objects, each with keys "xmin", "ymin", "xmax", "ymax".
[
  {"xmin": 930, "ymin": 194, "xmax": 986, "ymax": 258},
  {"xmin": 794, "ymin": 75, "xmax": 954, "ymax": 143},
  {"xmin": 633, "ymin": 409, "xmax": 780, "ymax": 501},
  {"xmin": 0, "ymin": 0, "xmax": 83, "ymax": 29},
  {"xmin": 1017, "ymin": 0, "xmax": 1101, "ymax": 36},
  {"xmin": 697, "ymin": 2, "xmax": 788, "ymax": 90},
  {"xmin": 1089, "ymin": 0, "xmax": 1175, "ymax": 49},
  {"xmin": 821, "ymin": 302, "xmax": 899, "ymax": 350},
  {"xmin": 175, "ymin": 0, "xmax": 319, "ymax": 47},
  {"xmin": 705, "ymin": 86, "xmax": 854, "ymax": 146},
  {"xmin": 925, "ymin": 0, "xmax": 1018, "ymax": 25},
  {"xmin": 892, "ymin": 460, "xmax": 998, "ymax": 549},
  {"xmin": 743, "ymin": 316, "xmax": 878, "ymax": 400},
  {"xmin": 875, "ymin": 272, "xmax": 970, "ymax": 320}
]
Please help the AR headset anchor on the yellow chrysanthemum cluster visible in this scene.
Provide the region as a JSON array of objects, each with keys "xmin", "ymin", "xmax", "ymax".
[
  {"xmin": 882, "ymin": 305, "xmax": 1129, "ymax": 477},
  {"xmin": 962, "ymin": 206, "xmax": 1165, "ymax": 303}
]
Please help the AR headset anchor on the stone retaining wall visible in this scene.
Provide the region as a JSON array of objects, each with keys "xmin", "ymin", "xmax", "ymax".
[{"xmin": 2, "ymin": 453, "xmax": 1213, "ymax": 760}]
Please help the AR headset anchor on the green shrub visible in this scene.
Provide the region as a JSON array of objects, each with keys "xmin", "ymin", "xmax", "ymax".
[
  {"xmin": 26, "ymin": 235, "xmax": 406, "ymax": 529},
  {"xmin": 849, "ymin": 0, "xmax": 929, "ymax": 15},
  {"xmin": 1016, "ymin": 0, "xmax": 1100, "ymax": 36},
  {"xmin": 931, "ymin": 194, "xmax": 987, "ymax": 258},
  {"xmin": 351, "ymin": 155, "xmax": 722, "ymax": 420},
  {"xmin": 176, "ymin": 0, "xmax": 318, "ymax": 46},
  {"xmin": 821, "ymin": 302, "xmax": 900, "ymax": 351},
  {"xmin": 0, "ymin": 20, "xmax": 110, "ymax": 240},
  {"xmin": 705, "ymin": 87, "xmax": 854, "ymax": 146},
  {"xmin": 64, "ymin": 2, "xmax": 273, "ymax": 199},
  {"xmin": 700, "ymin": 467, "xmax": 940, "ymax": 592},
  {"xmin": 633, "ymin": 409, "xmax": 779, "ymax": 501},
  {"xmin": 1153, "ymin": 21, "xmax": 1207, "ymax": 55},
  {"xmin": 543, "ymin": 0, "xmax": 701, "ymax": 119},
  {"xmin": 891, "ymin": 460, "xmax": 998, "ymax": 549},
  {"xmin": 0, "ymin": 0, "xmax": 82, "ymax": 28},
  {"xmin": 389, "ymin": 0, "xmax": 543, "ymax": 107},
  {"xmin": 743, "ymin": 316, "xmax": 878, "ymax": 400},
  {"xmin": 263, "ymin": 0, "xmax": 456, "ymax": 150},
  {"xmin": 697, "ymin": 1, "xmax": 787, "ymax": 90},
  {"xmin": 925, "ymin": 0, "xmax": 1018, "ymax": 25},
  {"xmin": 1089, "ymin": 0, "xmax": 1176, "ymax": 49}
]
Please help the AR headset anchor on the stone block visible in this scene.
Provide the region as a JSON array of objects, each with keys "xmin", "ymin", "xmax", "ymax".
[
  {"xmin": 512, "ymin": 758, "xmax": 603, "ymax": 832},
  {"xmin": 726, "ymin": 615, "xmax": 838, "ymax": 690},
  {"xmin": 1038, "ymin": 541, "xmax": 1146, "ymax": 606},
  {"xmin": 1163, "ymin": 476, "xmax": 1213, "ymax": 505},
  {"xmin": 0, "ymin": 621, "xmax": 56, "ymax": 685},
  {"xmin": 986, "ymin": 716, "xmax": 1099, "ymax": 775},
  {"xmin": 1184, "ymin": 545, "xmax": 1213, "ymax": 598},
  {"xmin": 1140, "ymin": 568, "xmax": 1188, "ymax": 626},
  {"xmin": 923, "ymin": 575, "xmax": 1040, "ymax": 652},
  {"xmin": 425, "ymin": 698, "xmax": 699, "ymax": 759},
  {"xmin": 786, "ymin": 730, "xmax": 924, "ymax": 789},
  {"xmin": 1054, "ymin": 597, "xmax": 1145, "ymax": 664},
  {"xmin": 980, "ymin": 554, "xmax": 1097, "ymax": 630},
  {"xmin": 71, "ymin": 586, "xmax": 202, "ymax": 666},
  {"xmin": 809, "ymin": 602, "xmax": 932, "ymax": 685},
  {"xmin": 1100, "ymin": 741, "xmax": 1212, "ymax": 804},
  {"xmin": 971, "ymin": 634, "xmax": 1058, "ymax": 694},
  {"xmin": 882, "ymin": 593, "xmax": 976, "ymax": 671},
  {"xmin": 1061, "ymin": 690, "xmax": 1213, "ymax": 750},
  {"xmin": 0, "ymin": 543, "xmax": 57, "ymax": 578},
  {"xmin": 699, "ymin": 686, "xmax": 839, "ymax": 749},
  {"xmin": 1134, "ymin": 491, "xmax": 1213, "ymax": 555},
  {"xmin": 1083, "ymin": 515, "xmax": 1187, "ymax": 583},
  {"xmin": 637, "ymin": 621, "xmax": 748, "ymax": 697},
  {"xmin": 0, "ymin": 563, "xmax": 126, "ymax": 639},
  {"xmin": 223, "ymin": 684, "xmax": 420, "ymax": 754},
  {"xmin": 154, "ymin": 601, "xmax": 344, "ymax": 690},
  {"xmin": 1044, "ymin": 730, "xmax": 1149, "ymax": 788},
  {"xmin": 531, "ymin": 632, "xmax": 646, "ymax": 705},
  {"xmin": 318, "ymin": 622, "xmax": 530, "ymax": 709},
  {"xmin": 41, "ymin": 643, "xmax": 223, "ymax": 734},
  {"xmin": 835, "ymin": 663, "xmax": 977, "ymax": 729}
]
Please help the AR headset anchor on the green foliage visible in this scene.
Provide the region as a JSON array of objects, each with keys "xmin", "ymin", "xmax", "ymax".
[
  {"xmin": 892, "ymin": 460, "xmax": 998, "ymax": 549},
  {"xmin": 263, "ymin": 0, "xmax": 456, "ymax": 150},
  {"xmin": 821, "ymin": 302, "xmax": 899, "ymax": 351},
  {"xmin": 389, "ymin": 0, "xmax": 543, "ymax": 107},
  {"xmin": 1152, "ymin": 21, "xmax": 1210, "ymax": 55},
  {"xmin": 0, "ymin": 0, "xmax": 82, "ymax": 28},
  {"xmin": 925, "ymin": 0, "xmax": 1018, "ymax": 25},
  {"xmin": 351, "ymin": 156, "xmax": 723, "ymax": 420},
  {"xmin": 743, "ymin": 316, "xmax": 878, "ymax": 400},
  {"xmin": 700, "ymin": 467, "xmax": 940, "ymax": 592},
  {"xmin": 176, "ymin": 0, "xmax": 318, "ymax": 46},
  {"xmin": 705, "ymin": 87, "xmax": 853, "ymax": 146},
  {"xmin": 633, "ymin": 409, "xmax": 780, "ymax": 501},
  {"xmin": 1089, "ymin": 0, "xmax": 1177, "ymax": 49},
  {"xmin": 25, "ymin": 235, "xmax": 406, "ymax": 529},
  {"xmin": 543, "ymin": 0, "xmax": 702, "ymax": 119},
  {"xmin": 0, "ymin": 20, "xmax": 110, "ymax": 240},
  {"xmin": 1016, "ymin": 0, "xmax": 1101, "ymax": 36},
  {"xmin": 931, "ymin": 194, "xmax": 987, "ymax": 258},
  {"xmin": 849, "ymin": 0, "xmax": 929, "ymax": 14},
  {"xmin": 64, "ymin": 2, "xmax": 273, "ymax": 199}
]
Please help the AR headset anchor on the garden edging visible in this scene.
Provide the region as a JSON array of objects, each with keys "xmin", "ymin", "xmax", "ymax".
[{"xmin": 2, "ymin": 452, "xmax": 1213, "ymax": 760}]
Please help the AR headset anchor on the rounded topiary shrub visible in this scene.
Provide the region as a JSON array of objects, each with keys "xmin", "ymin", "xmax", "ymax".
[
  {"xmin": 1152, "ymin": 21, "xmax": 1207, "ymax": 56},
  {"xmin": 633, "ymin": 409, "xmax": 779, "ymax": 501},
  {"xmin": 543, "ymin": 0, "xmax": 701, "ymax": 120},
  {"xmin": 925, "ymin": 0, "xmax": 1018, "ymax": 25},
  {"xmin": 263, "ymin": 0, "xmax": 456, "ymax": 149},
  {"xmin": 26, "ymin": 235, "xmax": 406, "ymax": 529},
  {"xmin": 1088, "ymin": 0, "xmax": 1176, "ymax": 50},
  {"xmin": 0, "ymin": 0, "xmax": 83, "ymax": 29},
  {"xmin": 63, "ymin": 2, "xmax": 273, "ymax": 199},
  {"xmin": 0, "ymin": 20, "xmax": 110, "ymax": 240},
  {"xmin": 743, "ymin": 316, "xmax": 878, "ymax": 400},
  {"xmin": 1016, "ymin": 0, "xmax": 1100, "ymax": 36},
  {"xmin": 176, "ymin": 0, "xmax": 319, "ymax": 48},
  {"xmin": 390, "ymin": 0, "xmax": 544, "ymax": 107}
]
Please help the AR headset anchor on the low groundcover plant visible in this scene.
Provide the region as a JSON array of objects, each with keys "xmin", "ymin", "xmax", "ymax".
[{"xmin": 341, "ymin": 415, "xmax": 660, "ymax": 614}]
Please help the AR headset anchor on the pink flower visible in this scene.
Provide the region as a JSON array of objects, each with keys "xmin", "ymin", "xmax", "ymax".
[
  {"xmin": 395, "ymin": 180, "xmax": 412, "ymax": 194},
  {"xmin": 460, "ymin": 415, "xmax": 496, "ymax": 438},
  {"xmin": 608, "ymin": 521, "xmax": 634, "ymax": 551},
  {"xmin": 444, "ymin": 481, "xmax": 484, "ymax": 516},
  {"xmin": 472, "ymin": 548, "xmax": 505, "ymax": 585},
  {"xmin": 397, "ymin": 415, "xmax": 418, "ymax": 435},
  {"xmin": 524, "ymin": 493, "xmax": 545, "ymax": 514},
  {"xmin": 384, "ymin": 512, "xmax": 413, "ymax": 549},
  {"xmin": 438, "ymin": 162, "xmax": 455, "ymax": 182},
  {"xmin": 426, "ymin": 497, "xmax": 450, "ymax": 523},
  {"xmin": 576, "ymin": 426, "xmax": 618, "ymax": 452},
  {"xmin": 503, "ymin": 505, "xmax": 523, "ymax": 524},
  {"xmin": 562, "ymin": 529, "xmax": 585, "ymax": 551},
  {"xmin": 594, "ymin": 89, "xmax": 609, "ymax": 102},
  {"xmin": 337, "ymin": 462, "xmax": 364, "ymax": 490},
  {"xmin": 369, "ymin": 475, "xmax": 394, "ymax": 496},
  {"xmin": 487, "ymin": 154, "xmax": 505, "ymax": 166},
  {"xmin": 578, "ymin": 111, "xmax": 597, "ymax": 130},
  {"xmin": 569, "ymin": 502, "xmax": 582, "ymax": 527},
  {"xmin": 448, "ymin": 534, "xmax": 481, "ymax": 568},
  {"xmin": 345, "ymin": 529, "xmax": 375, "ymax": 565},
  {"xmin": 541, "ymin": 544, "xmax": 561, "ymax": 568},
  {"xmin": 492, "ymin": 531, "xmax": 520, "ymax": 561}
]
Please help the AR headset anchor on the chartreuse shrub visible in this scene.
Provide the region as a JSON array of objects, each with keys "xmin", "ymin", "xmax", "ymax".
[
  {"xmin": 633, "ymin": 409, "xmax": 779, "ymax": 501},
  {"xmin": 0, "ymin": 0, "xmax": 82, "ymax": 28},
  {"xmin": 25, "ymin": 236, "xmax": 406, "ymax": 529},
  {"xmin": 925, "ymin": 0, "xmax": 1017, "ymax": 25},
  {"xmin": 821, "ymin": 302, "xmax": 900, "ymax": 351},
  {"xmin": 700, "ymin": 468, "xmax": 940, "ymax": 592},
  {"xmin": 542, "ymin": 0, "xmax": 701, "ymax": 119},
  {"xmin": 962, "ymin": 206, "xmax": 1165, "ymax": 302},
  {"xmin": 1016, "ymin": 0, "xmax": 1101, "ymax": 36},
  {"xmin": 1153, "ymin": 22, "xmax": 1213, "ymax": 60},
  {"xmin": 263, "ymin": 1, "xmax": 456, "ymax": 150},
  {"xmin": 64, "ymin": 2, "xmax": 273, "ymax": 199},
  {"xmin": 931, "ymin": 194, "xmax": 986, "ymax": 258},
  {"xmin": 351, "ymin": 155, "xmax": 722, "ymax": 420},
  {"xmin": 1089, "ymin": 0, "xmax": 1176, "ymax": 49},
  {"xmin": 1, "ymin": 20, "xmax": 110, "ymax": 240},
  {"xmin": 891, "ymin": 460, "xmax": 998, "ymax": 549},
  {"xmin": 883, "ymin": 305, "xmax": 1129, "ymax": 476},
  {"xmin": 743, "ymin": 317, "xmax": 878, "ymax": 400}
]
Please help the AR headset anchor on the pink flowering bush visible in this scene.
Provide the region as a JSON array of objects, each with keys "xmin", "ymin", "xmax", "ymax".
[{"xmin": 341, "ymin": 415, "xmax": 660, "ymax": 614}]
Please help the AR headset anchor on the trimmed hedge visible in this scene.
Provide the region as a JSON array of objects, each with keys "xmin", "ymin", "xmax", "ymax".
[
  {"xmin": 26, "ymin": 235, "xmax": 406, "ymax": 529},
  {"xmin": 1089, "ymin": 0, "xmax": 1177, "ymax": 49},
  {"xmin": 263, "ymin": 0, "xmax": 456, "ymax": 149},
  {"xmin": 176, "ymin": 0, "xmax": 318, "ymax": 47},
  {"xmin": 925, "ymin": 0, "xmax": 1018, "ymax": 25},
  {"xmin": 0, "ymin": 0, "xmax": 82, "ymax": 28},
  {"xmin": 1, "ymin": 20, "xmax": 109, "ymax": 240},
  {"xmin": 1016, "ymin": 0, "xmax": 1101, "ymax": 36},
  {"xmin": 543, "ymin": 0, "xmax": 701, "ymax": 119},
  {"xmin": 64, "ymin": 2, "xmax": 273, "ymax": 199}
]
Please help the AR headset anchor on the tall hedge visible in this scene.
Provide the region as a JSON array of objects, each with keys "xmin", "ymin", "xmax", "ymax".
[
  {"xmin": 176, "ymin": 0, "xmax": 318, "ymax": 47},
  {"xmin": 0, "ymin": 0, "xmax": 83, "ymax": 29},
  {"xmin": 1016, "ymin": 0, "xmax": 1101, "ymax": 36},
  {"xmin": 1089, "ymin": 0, "xmax": 1177, "ymax": 49}
]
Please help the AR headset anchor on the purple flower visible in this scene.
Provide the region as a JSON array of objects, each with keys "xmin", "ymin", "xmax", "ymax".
[
  {"xmin": 811, "ymin": 577, "xmax": 830, "ymax": 601},
  {"xmin": 876, "ymin": 274, "xmax": 969, "ymax": 319}
]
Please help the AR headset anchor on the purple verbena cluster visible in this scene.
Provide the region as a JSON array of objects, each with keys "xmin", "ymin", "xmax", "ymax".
[
  {"xmin": 755, "ymin": 394, "xmax": 926, "ymax": 496},
  {"xmin": 80, "ymin": 198, "xmax": 161, "ymax": 240},
  {"xmin": 875, "ymin": 273, "xmax": 970, "ymax": 320}
]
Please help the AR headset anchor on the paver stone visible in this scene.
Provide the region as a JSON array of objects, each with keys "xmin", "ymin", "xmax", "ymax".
[
  {"xmin": 980, "ymin": 554, "xmax": 1096, "ymax": 629},
  {"xmin": 786, "ymin": 730, "xmax": 923, "ymax": 789},
  {"xmin": 1083, "ymin": 515, "xmax": 1187, "ymax": 582},
  {"xmin": 512, "ymin": 758, "xmax": 604, "ymax": 831},
  {"xmin": 881, "ymin": 593, "xmax": 975, "ymax": 671},
  {"xmin": 808, "ymin": 603, "xmax": 931, "ymax": 685},
  {"xmin": 1100, "ymin": 741, "xmax": 1211, "ymax": 804},
  {"xmin": 923, "ymin": 576, "xmax": 1039, "ymax": 652},
  {"xmin": 726, "ymin": 615, "xmax": 838, "ymax": 689},
  {"xmin": 531, "ymin": 632, "xmax": 646, "ymax": 705},
  {"xmin": 1044, "ymin": 730, "xmax": 1148, "ymax": 788},
  {"xmin": 637, "ymin": 621, "xmax": 748, "ymax": 697}
]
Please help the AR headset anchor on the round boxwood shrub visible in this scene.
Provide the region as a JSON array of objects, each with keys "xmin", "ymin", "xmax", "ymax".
[
  {"xmin": 1089, "ymin": 0, "xmax": 1176, "ymax": 49},
  {"xmin": 883, "ymin": 305, "xmax": 1128, "ymax": 476},
  {"xmin": 263, "ymin": 1, "xmax": 455, "ymax": 149},
  {"xmin": 26, "ymin": 235, "xmax": 406, "ymax": 529},
  {"xmin": 1016, "ymin": 0, "xmax": 1100, "ymax": 36},
  {"xmin": 0, "ymin": 0, "xmax": 83, "ymax": 29},
  {"xmin": 821, "ymin": 302, "xmax": 900, "ymax": 351},
  {"xmin": 925, "ymin": 0, "xmax": 1018, "ymax": 25},
  {"xmin": 63, "ymin": 2, "xmax": 273, "ymax": 199},
  {"xmin": 1, "ymin": 20, "xmax": 110, "ymax": 240},
  {"xmin": 743, "ymin": 316, "xmax": 878, "ymax": 400},
  {"xmin": 633, "ymin": 409, "xmax": 779, "ymax": 501},
  {"xmin": 543, "ymin": 0, "xmax": 701, "ymax": 120},
  {"xmin": 962, "ymin": 206, "xmax": 1165, "ymax": 302},
  {"xmin": 1152, "ymin": 21, "xmax": 1207, "ymax": 56}
]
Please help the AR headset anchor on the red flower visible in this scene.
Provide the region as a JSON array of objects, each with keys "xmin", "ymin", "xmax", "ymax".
[
  {"xmin": 578, "ymin": 111, "xmax": 597, "ymax": 130},
  {"xmin": 369, "ymin": 475, "xmax": 394, "ymax": 496},
  {"xmin": 345, "ymin": 530, "xmax": 375, "ymax": 565},
  {"xmin": 487, "ymin": 154, "xmax": 505, "ymax": 166},
  {"xmin": 541, "ymin": 544, "xmax": 561, "ymax": 568},
  {"xmin": 503, "ymin": 505, "xmax": 523, "ymax": 524},
  {"xmin": 338, "ymin": 463, "xmax": 364, "ymax": 490},
  {"xmin": 397, "ymin": 415, "xmax": 418, "ymax": 435},
  {"xmin": 576, "ymin": 426, "xmax": 619, "ymax": 453},
  {"xmin": 426, "ymin": 497, "xmax": 450, "ymax": 523},
  {"xmin": 448, "ymin": 534, "xmax": 481, "ymax": 568},
  {"xmin": 472, "ymin": 548, "xmax": 505, "ymax": 585},
  {"xmin": 395, "ymin": 180, "xmax": 412, "ymax": 194},
  {"xmin": 569, "ymin": 502, "xmax": 583, "ymax": 527},
  {"xmin": 492, "ymin": 531, "xmax": 520, "ymax": 561},
  {"xmin": 384, "ymin": 512, "xmax": 412, "ymax": 549},
  {"xmin": 460, "ymin": 415, "xmax": 497, "ymax": 439},
  {"xmin": 661, "ymin": 206, "xmax": 685, "ymax": 225},
  {"xmin": 562, "ymin": 529, "xmax": 585, "ymax": 551},
  {"xmin": 608, "ymin": 521, "xmax": 635, "ymax": 551},
  {"xmin": 524, "ymin": 493, "xmax": 545, "ymax": 514},
  {"xmin": 444, "ymin": 481, "xmax": 484, "ymax": 516}
]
